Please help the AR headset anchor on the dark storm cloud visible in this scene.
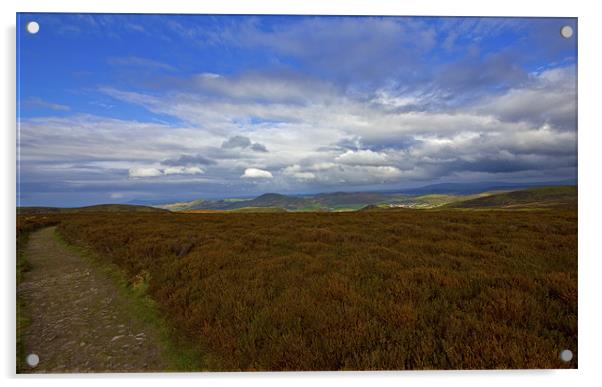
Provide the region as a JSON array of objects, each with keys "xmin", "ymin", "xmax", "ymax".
[
  {"xmin": 445, "ymin": 155, "xmax": 576, "ymax": 175},
  {"xmin": 250, "ymin": 143, "xmax": 268, "ymax": 152},
  {"xmin": 222, "ymin": 135, "xmax": 268, "ymax": 153},
  {"xmin": 222, "ymin": 135, "xmax": 252, "ymax": 149},
  {"xmin": 328, "ymin": 136, "xmax": 421, "ymax": 153},
  {"xmin": 364, "ymin": 136, "xmax": 423, "ymax": 152},
  {"xmin": 334, "ymin": 137, "xmax": 361, "ymax": 151}
]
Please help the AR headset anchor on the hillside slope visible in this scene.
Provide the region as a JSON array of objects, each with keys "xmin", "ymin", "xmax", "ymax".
[
  {"xmin": 233, "ymin": 193, "xmax": 312, "ymax": 210},
  {"xmin": 448, "ymin": 186, "xmax": 577, "ymax": 208},
  {"xmin": 18, "ymin": 204, "xmax": 169, "ymax": 214}
]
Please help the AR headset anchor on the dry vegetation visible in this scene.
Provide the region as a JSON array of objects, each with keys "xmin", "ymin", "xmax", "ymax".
[{"xmin": 19, "ymin": 207, "xmax": 577, "ymax": 370}]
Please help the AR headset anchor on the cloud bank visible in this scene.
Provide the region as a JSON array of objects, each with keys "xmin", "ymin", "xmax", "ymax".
[{"xmin": 17, "ymin": 15, "xmax": 577, "ymax": 206}]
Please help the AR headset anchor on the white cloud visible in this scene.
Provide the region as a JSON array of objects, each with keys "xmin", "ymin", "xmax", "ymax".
[
  {"xmin": 291, "ymin": 172, "xmax": 316, "ymax": 180},
  {"xmin": 242, "ymin": 168, "xmax": 273, "ymax": 179},
  {"xmin": 128, "ymin": 165, "xmax": 205, "ymax": 178},
  {"xmin": 197, "ymin": 72, "xmax": 222, "ymax": 79},
  {"xmin": 283, "ymin": 163, "xmax": 404, "ymax": 185},
  {"xmin": 335, "ymin": 149, "xmax": 389, "ymax": 166},
  {"xmin": 19, "ymin": 114, "xmax": 224, "ymax": 164},
  {"xmin": 310, "ymin": 162, "xmax": 337, "ymax": 171},
  {"xmin": 163, "ymin": 166, "xmax": 204, "ymax": 175},
  {"xmin": 128, "ymin": 167, "xmax": 162, "ymax": 178},
  {"xmin": 194, "ymin": 72, "xmax": 337, "ymax": 103},
  {"xmin": 320, "ymin": 164, "xmax": 404, "ymax": 184},
  {"xmin": 372, "ymin": 90, "xmax": 419, "ymax": 108},
  {"xmin": 282, "ymin": 165, "xmax": 316, "ymax": 180}
]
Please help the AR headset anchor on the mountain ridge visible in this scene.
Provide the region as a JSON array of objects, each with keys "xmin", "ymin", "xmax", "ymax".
[{"xmin": 155, "ymin": 181, "xmax": 577, "ymax": 212}]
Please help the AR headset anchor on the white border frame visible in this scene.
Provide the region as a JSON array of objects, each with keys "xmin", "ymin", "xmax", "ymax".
[{"xmin": 3, "ymin": 1, "xmax": 600, "ymax": 386}]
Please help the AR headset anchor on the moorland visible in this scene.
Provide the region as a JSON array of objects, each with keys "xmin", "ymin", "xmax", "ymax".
[{"xmin": 16, "ymin": 185, "xmax": 578, "ymax": 370}]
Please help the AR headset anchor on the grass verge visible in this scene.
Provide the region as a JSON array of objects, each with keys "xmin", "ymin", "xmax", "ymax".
[{"xmin": 52, "ymin": 228, "xmax": 205, "ymax": 371}]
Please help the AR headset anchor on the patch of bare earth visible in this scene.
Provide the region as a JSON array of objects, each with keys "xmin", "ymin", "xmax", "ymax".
[{"xmin": 18, "ymin": 227, "xmax": 168, "ymax": 373}]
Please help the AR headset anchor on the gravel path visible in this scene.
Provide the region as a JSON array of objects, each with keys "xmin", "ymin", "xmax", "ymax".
[{"xmin": 18, "ymin": 227, "xmax": 168, "ymax": 373}]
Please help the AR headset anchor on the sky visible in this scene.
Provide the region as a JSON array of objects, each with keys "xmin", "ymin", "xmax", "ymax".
[{"xmin": 17, "ymin": 14, "xmax": 577, "ymax": 207}]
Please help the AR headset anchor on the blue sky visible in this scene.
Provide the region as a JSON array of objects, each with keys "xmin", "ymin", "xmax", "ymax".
[{"xmin": 17, "ymin": 14, "xmax": 577, "ymax": 206}]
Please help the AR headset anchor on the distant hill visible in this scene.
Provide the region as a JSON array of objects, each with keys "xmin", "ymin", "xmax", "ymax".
[
  {"xmin": 235, "ymin": 193, "xmax": 311, "ymax": 210},
  {"xmin": 171, "ymin": 193, "xmax": 312, "ymax": 211},
  {"xmin": 21, "ymin": 186, "xmax": 577, "ymax": 214},
  {"xmin": 448, "ymin": 186, "xmax": 577, "ymax": 208},
  {"xmin": 18, "ymin": 204, "xmax": 169, "ymax": 214},
  {"xmin": 152, "ymin": 182, "xmax": 577, "ymax": 212},
  {"xmin": 155, "ymin": 199, "xmax": 206, "ymax": 212},
  {"xmin": 163, "ymin": 192, "xmax": 404, "ymax": 212}
]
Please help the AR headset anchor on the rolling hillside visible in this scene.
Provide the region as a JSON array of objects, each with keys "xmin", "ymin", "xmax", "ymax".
[
  {"xmin": 398, "ymin": 179, "xmax": 576, "ymax": 195},
  {"xmin": 232, "ymin": 193, "xmax": 311, "ymax": 210},
  {"xmin": 448, "ymin": 186, "xmax": 577, "ymax": 208},
  {"xmin": 156, "ymin": 199, "xmax": 206, "ymax": 212},
  {"xmin": 158, "ymin": 192, "xmax": 393, "ymax": 212},
  {"xmin": 18, "ymin": 204, "xmax": 169, "ymax": 214},
  {"xmin": 152, "ymin": 184, "xmax": 577, "ymax": 212}
]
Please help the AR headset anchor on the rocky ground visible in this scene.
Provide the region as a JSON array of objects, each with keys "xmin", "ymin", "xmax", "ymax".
[{"xmin": 18, "ymin": 227, "xmax": 168, "ymax": 373}]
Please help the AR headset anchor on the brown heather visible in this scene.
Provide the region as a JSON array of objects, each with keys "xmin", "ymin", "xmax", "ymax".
[{"xmin": 19, "ymin": 207, "xmax": 577, "ymax": 370}]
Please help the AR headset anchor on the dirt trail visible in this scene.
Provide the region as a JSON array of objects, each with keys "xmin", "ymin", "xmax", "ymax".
[{"xmin": 18, "ymin": 227, "xmax": 168, "ymax": 373}]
